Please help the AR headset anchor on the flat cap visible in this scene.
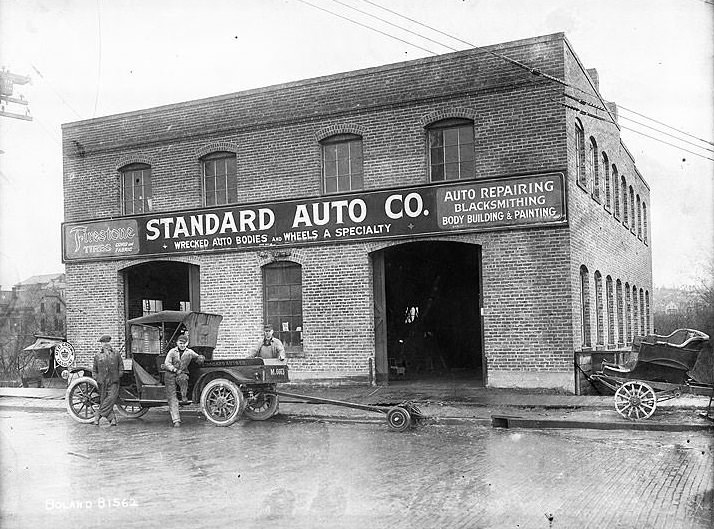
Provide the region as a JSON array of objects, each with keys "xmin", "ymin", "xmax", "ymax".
[{"xmin": 98, "ymin": 335, "xmax": 112, "ymax": 343}]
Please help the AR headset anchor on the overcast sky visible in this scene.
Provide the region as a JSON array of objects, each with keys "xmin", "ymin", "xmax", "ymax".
[{"xmin": 0, "ymin": 0, "xmax": 712, "ymax": 289}]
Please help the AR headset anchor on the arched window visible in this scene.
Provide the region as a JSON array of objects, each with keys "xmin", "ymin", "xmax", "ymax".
[
  {"xmin": 639, "ymin": 288, "xmax": 645, "ymax": 335},
  {"xmin": 645, "ymin": 290, "xmax": 651, "ymax": 334},
  {"xmin": 621, "ymin": 175, "xmax": 628, "ymax": 226},
  {"xmin": 616, "ymin": 279, "xmax": 624, "ymax": 345},
  {"xmin": 427, "ymin": 118, "xmax": 474, "ymax": 182},
  {"xmin": 580, "ymin": 265, "xmax": 591, "ymax": 347},
  {"xmin": 643, "ymin": 202, "xmax": 648, "ymax": 244},
  {"xmin": 201, "ymin": 151, "xmax": 237, "ymax": 206},
  {"xmin": 321, "ymin": 133, "xmax": 364, "ymax": 194},
  {"xmin": 594, "ymin": 271, "xmax": 604, "ymax": 345},
  {"xmin": 629, "ymin": 186, "xmax": 635, "ymax": 233},
  {"xmin": 589, "ymin": 138, "xmax": 600, "ymax": 200},
  {"xmin": 120, "ymin": 163, "xmax": 152, "ymax": 214},
  {"xmin": 602, "ymin": 152, "xmax": 611, "ymax": 209},
  {"xmin": 575, "ymin": 119, "xmax": 586, "ymax": 187},
  {"xmin": 625, "ymin": 282, "xmax": 632, "ymax": 344},
  {"xmin": 636, "ymin": 194, "xmax": 642, "ymax": 239},
  {"xmin": 263, "ymin": 261, "xmax": 303, "ymax": 351},
  {"xmin": 606, "ymin": 276, "xmax": 615, "ymax": 345},
  {"xmin": 612, "ymin": 165, "xmax": 620, "ymax": 218},
  {"xmin": 632, "ymin": 284, "xmax": 639, "ymax": 338}
]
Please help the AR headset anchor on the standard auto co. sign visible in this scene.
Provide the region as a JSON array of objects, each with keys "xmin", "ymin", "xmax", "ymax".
[{"xmin": 62, "ymin": 172, "xmax": 566, "ymax": 262}]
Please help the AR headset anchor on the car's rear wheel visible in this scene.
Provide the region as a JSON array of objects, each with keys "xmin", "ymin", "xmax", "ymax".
[
  {"xmin": 244, "ymin": 392, "xmax": 279, "ymax": 421},
  {"xmin": 200, "ymin": 378, "xmax": 245, "ymax": 426},
  {"xmin": 65, "ymin": 376, "xmax": 99, "ymax": 423},
  {"xmin": 115, "ymin": 401, "xmax": 150, "ymax": 418}
]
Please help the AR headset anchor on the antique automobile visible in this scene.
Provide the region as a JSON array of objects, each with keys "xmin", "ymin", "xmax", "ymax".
[
  {"xmin": 21, "ymin": 335, "xmax": 75, "ymax": 387},
  {"xmin": 591, "ymin": 328, "xmax": 713, "ymax": 420},
  {"xmin": 65, "ymin": 311, "xmax": 289, "ymax": 426}
]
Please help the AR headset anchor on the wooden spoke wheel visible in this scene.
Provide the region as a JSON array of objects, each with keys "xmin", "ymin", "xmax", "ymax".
[
  {"xmin": 200, "ymin": 379, "xmax": 245, "ymax": 426},
  {"xmin": 244, "ymin": 393, "xmax": 279, "ymax": 421},
  {"xmin": 386, "ymin": 406, "xmax": 412, "ymax": 432},
  {"xmin": 115, "ymin": 401, "xmax": 149, "ymax": 418},
  {"xmin": 65, "ymin": 376, "xmax": 100, "ymax": 423},
  {"xmin": 614, "ymin": 381, "xmax": 657, "ymax": 420}
]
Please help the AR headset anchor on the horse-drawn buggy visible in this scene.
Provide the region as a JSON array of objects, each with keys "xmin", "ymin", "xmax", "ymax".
[
  {"xmin": 65, "ymin": 311, "xmax": 288, "ymax": 426},
  {"xmin": 590, "ymin": 328, "xmax": 713, "ymax": 421}
]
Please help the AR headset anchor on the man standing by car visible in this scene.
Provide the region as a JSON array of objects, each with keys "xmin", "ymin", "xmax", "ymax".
[
  {"xmin": 250, "ymin": 323, "xmax": 286, "ymax": 362},
  {"xmin": 92, "ymin": 335, "xmax": 123, "ymax": 426},
  {"xmin": 163, "ymin": 334, "xmax": 204, "ymax": 427}
]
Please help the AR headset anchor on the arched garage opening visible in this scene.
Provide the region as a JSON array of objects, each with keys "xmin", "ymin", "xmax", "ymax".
[
  {"xmin": 372, "ymin": 241, "xmax": 483, "ymax": 385},
  {"xmin": 123, "ymin": 261, "xmax": 200, "ymax": 320}
]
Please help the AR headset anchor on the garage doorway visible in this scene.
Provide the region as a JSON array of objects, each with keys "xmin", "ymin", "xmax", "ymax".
[
  {"xmin": 123, "ymin": 261, "xmax": 200, "ymax": 320},
  {"xmin": 372, "ymin": 242, "xmax": 483, "ymax": 385}
]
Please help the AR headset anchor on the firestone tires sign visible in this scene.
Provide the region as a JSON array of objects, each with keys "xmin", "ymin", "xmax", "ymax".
[{"xmin": 62, "ymin": 172, "xmax": 566, "ymax": 262}]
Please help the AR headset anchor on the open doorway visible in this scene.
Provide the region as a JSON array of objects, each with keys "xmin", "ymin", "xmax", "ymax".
[
  {"xmin": 123, "ymin": 261, "xmax": 200, "ymax": 320},
  {"xmin": 373, "ymin": 241, "xmax": 483, "ymax": 384}
]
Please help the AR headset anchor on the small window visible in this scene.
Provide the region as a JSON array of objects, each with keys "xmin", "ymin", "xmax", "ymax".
[
  {"xmin": 636, "ymin": 194, "xmax": 642, "ymax": 239},
  {"xmin": 629, "ymin": 186, "xmax": 636, "ymax": 233},
  {"xmin": 263, "ymin": 262, "xmax": 303, "ymax": 351},
  {"xmin": 202, "ymin": 152, "xmax": 237, "ymax": 206},
  {"xmin": 427, "ymin": 119, "xmax": 475, "ymax": 182},
  {"xmin": 606, "ymin": 276, "xmax": 615, "ymax": 345},
  {"xmin": 121, "ymin": 163, "xmax": 152, "ymax": 215},
  {"xmin": 589, "ymin": 138, "xmax": 600, "ymax": 200},
  {"xmin": 594, "ymin": 271, "xmax": 604, "ymax": 345},
  {"xmin": 642, "ymin": 202, "xmax": 648, "ymax": 244},
  {"xmin": 575, "ymin": 119, "xmax": 586, "ymax": 188},
  {"xmin": 645, "ymin": 291, "xmax": 651, "ymax": 334},
  {"xmin": 321, "ymin": 134, "xmax": 363, "ymax": 194},
  {"xmin": 621, "ymin": 176, "xmax": 628, "ymax": 226},
  {"xmin": 580, "ymin": 265, "xmax": 591, "ymax": 348},
  {"xmin": 602, "ymin": 153, "xmax": 611, "ymax": 209},
  {"xmin": 612, "ymin": 165, "xmax": 620, "ymax": 218},
  {"xmin": 616, "ymin": 280, "xmax": 624, "ymax": 345}
]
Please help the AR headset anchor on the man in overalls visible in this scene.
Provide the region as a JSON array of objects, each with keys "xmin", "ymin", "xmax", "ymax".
[
  {"xmin": 163, "ymin": 334, "xmax": 204, "ymax": 427},
  {"xmin": 92, "ymin": 335, "xmax": 123, "ymax": 426}
]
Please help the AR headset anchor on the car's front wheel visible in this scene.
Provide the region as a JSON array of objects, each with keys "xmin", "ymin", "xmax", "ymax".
[
  {"xmin": 65, "ymin": 376, "xmax": 99, "ymax": 423},
  {"xmin": 200, "ymin": 378, "xmax": 245, "ymax": 426}
]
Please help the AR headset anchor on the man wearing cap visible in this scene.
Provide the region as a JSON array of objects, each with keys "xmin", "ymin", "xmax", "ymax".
[
  {"xmin": 250, "ymin": 324, "xmax": 286, "ymax": 362},
  {"xmin": 162, "ymin": 335, "xmax": 204, "ymax": 427},
  {"xmin": 92, "ymin": 335, "xmax": 123, "ymax": 426}
]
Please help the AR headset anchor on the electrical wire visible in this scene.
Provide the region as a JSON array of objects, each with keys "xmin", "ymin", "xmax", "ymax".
[
  {"xmin": 617, "ymin": 104, "xmax": 714, "ymax": 148},
  {"xmin": 308, "ymin": 0, "xmax": 713, "ymax": 161}
]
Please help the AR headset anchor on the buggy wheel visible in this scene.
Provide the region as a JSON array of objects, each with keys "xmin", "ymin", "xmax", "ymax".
[
  {"xmin": 200, "ymin": 379, "xmax": 245, "ymax": 426},
  {"xmin": 614, "ymin": 381, "xmax": 657, "ymax": 420},
  {"xmin": 244, "ymin": 393, "xmax": 279, "ymax": 421},
  {"xmin": 115, "ymin": 401, "xmax": 149, "ymax": 418},
  {"xmin": 65, "ymin": 376, "xmax": 99, "ymax": 424},
  {"xmin": 386, "ymin": 406, "xmax": 412, "ymax": 432}
]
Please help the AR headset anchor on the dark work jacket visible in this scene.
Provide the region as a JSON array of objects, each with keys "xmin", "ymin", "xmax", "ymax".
[{"xmin": 93, "ymin": 348, "xmax": 124, "ymax": 384}]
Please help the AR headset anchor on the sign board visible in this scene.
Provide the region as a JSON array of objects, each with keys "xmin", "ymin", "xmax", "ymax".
[{"xmin": 62, "ymin": 172, "xmax": 566, "ymax": 262}]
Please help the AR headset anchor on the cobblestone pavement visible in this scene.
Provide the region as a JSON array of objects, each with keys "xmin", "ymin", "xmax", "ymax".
[{"xmin": 1, "ymin": 409, "xmax": 712, "ymax": 529}]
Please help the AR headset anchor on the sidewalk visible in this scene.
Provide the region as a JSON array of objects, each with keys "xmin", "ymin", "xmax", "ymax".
[{"xmin": 1, "ymin": 383, "xmax": 712, "ymax": 431}]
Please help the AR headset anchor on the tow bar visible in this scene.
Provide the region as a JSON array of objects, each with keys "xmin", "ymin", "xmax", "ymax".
[{"xmin": 272, "ymin": 390, "xmax": 425, "ymax": 432}]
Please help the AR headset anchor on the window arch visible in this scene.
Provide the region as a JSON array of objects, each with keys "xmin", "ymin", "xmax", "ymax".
[
  {"xmin": 589, "ymin": 138, "xmax": 600, "ymax": 200},
  {"xmin": 575, "ymin": 119, "xmax": 586, "ymax": 187},
  {"xmin": 602, "ymin": 152, "xmax": 611, "ymax": 209},
  {"xmin": 606, "ymin": 276, "xmax": 615, "ymax": 345},
  {"xmin": 616, "ymin": 279, "xmax": 624, "ymax": 345},
  {"xmin": 594, "ymin": 271, "xmax": 604, "ymax": 345},
  {"xmin": 120, "ymin": 163, "xmax": 152, "ymax": 214},
  {"xmin": 642, "ymin": 202, "xmax": 649, "ymax": 244},
  {"xmin": 639, "ymin": 288, "xmax": 645, "ymax": 335},
  {"xmin": 263, "ymin": 261, "xmax": 303, "ymax": 351},
  {"xmin": 580, "ymin": 265, "xmax": 591, "ymax": 347},
  {"xmin": 629, "ymin": 186, "xmax": 636, "ymax": 233},
  {"xmin": 636, "ymin": 194, "xmax": 642, "ymax": 239},
  {"xmin": 320, "ymin": 133, "xmax": 363, "ymax": 194},
  {"xmin": 645, "ymin": 290, "xmax": 651, "ymax": 333},
  {"xmin": 427, "ymin": 118, "xmax": 474, "ymax": 182},
  {"xmin": 201, "ymin": 151, "xmax": 237, "ymax": 206},
  {"xmin": 632, "ymin": 284, "xmax": 639, "ymax": 338},
  {"xmin": 621, "ymin": 175, "xmax": 628, "ymax": 226}
]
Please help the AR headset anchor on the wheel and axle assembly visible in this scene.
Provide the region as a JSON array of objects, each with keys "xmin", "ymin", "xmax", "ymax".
[
  {"xmin": 65, "ymin": 376, "xmax": 100, "ymax": 423},
  {"xmin": 200, "ymin": 378, "xmax": 245, "ymax": 426},
  {"xmin": 386, "ymin": 406, "xmax": 412, "ymax": 432},
  {"xmin": 614, "ymin": 380, "xmax": 657, "ymax": 420},
  {"xmin": 244, "ymin": 392, "xmax": 279, "ymax": 421}
]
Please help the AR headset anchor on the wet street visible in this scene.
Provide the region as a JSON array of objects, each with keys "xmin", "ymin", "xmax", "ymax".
[{"xmin": 1, "ymin": 408, "xmax": 712, "ymax": 529}]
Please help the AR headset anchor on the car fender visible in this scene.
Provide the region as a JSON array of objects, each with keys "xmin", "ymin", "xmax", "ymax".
[{"xmin": 192, "ymin": 368, "xmax": 256, "ymax": 401}]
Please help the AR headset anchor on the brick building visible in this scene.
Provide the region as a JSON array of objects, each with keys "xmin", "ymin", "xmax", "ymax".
[{"xmin": 61, "ymin": 33, "xmax": 652, "ymax": 392}]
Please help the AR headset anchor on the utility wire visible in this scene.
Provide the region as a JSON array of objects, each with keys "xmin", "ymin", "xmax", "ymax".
[
  {"xmin": 317, "ymin": 0, "xmax": 713, "ymax": 160},
  {"xmin": 617, "ymin": 104, "xmax": 714, "ymax": 147},
  {"xmin": 31, "ymin": 65, "xmax": 83, "ymax": 120},
  {"xmin": 558, "ymin": 101, "xmax": 714, "ymax": 162}
]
